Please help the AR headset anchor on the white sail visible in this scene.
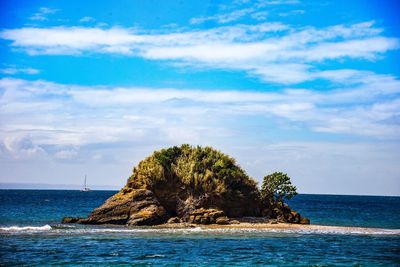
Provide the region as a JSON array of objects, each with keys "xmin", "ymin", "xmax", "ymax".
[{"xmin": 80, "ymin": 175, "xmax": 90, "ymax": 192}]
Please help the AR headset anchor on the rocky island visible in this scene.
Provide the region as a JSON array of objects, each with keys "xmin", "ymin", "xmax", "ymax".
[{"xmin": 63, "ymin": 145, "xmax": 309, "ymax": 226}]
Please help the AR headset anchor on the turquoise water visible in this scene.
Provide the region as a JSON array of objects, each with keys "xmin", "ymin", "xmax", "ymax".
[{"xmin": 0, "ymin": 190, "xmax": 399, "ymax": 266}]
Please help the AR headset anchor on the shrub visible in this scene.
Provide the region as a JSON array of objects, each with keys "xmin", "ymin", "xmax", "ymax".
[{"xmin": 260, "ymin": 172, "xmax": 298, "ymax": 204}]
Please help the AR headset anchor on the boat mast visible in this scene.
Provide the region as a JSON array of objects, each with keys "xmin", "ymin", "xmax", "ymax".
[{"xmin": 84, "ymin": 174, "xmax": 87, "ymax": 189}]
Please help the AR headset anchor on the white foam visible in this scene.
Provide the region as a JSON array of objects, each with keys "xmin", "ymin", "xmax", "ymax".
[
  {"xmin": 0, "ymin": 224, "xmax": 52, "ymax": 232},
  {"xmin": 1, "ymin": 224, "xmax": 399, "ymax": 236},
  {"xmin": 57, "ymin": 226, "xmax": 205, "ymax": 234},
  {"xmin": 145, "ymin": 254, "xmax": 165, "ymax": 258},
  {"xmin": 55, "ymin": 226, "xmax": 400, "ymax": 236}
]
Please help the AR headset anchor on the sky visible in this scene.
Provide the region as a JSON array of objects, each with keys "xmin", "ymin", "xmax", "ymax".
[{"xmin": 0, "ymin": 0, "xmax": 399, "ymax": 195}]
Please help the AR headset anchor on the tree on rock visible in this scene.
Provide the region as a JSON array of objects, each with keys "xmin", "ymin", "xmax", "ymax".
[{"xmin": 261, "ymin": 172, "xmax": 298, "ymax": 205}]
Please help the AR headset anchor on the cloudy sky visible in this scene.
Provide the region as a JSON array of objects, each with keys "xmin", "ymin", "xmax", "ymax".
[{"xmin": 0, "ymin": 0, "xmax": 399, "ymax": 195}]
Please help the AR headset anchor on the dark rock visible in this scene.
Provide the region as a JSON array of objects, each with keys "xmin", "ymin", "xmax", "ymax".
[
  {"xmin": 216, "ymin": 216, "xmax": 230, "ymax": 225},
  {"xmin": 62, "ymin": 217, "xmax": 81, "ymax": 224},
  {"xmin": 235, "ymin": 217, "xmax": 268, "ymax": 223},
  {"xmin": 300, "ymin": 217, "xmax": 310, "ymax": 225},
  {"xmin": 72, "ymin": 189, "xmax": 167, "ymax": 226},
  {"xmin": 186, "ymin": 208, "xmax": 226, "ymax": 224},
  {"xmin": 200, "ymin": 217, "xmax": 209, "ymax": 224},
  {"xmin": 128, "ymin": 204, "xmax": 167, "ymax": 226},
  {"xmin": 277, "ymin": 215, "xmax": 285, "ymax": 223},
  {"xmin": 268, "ymin": 202, "xmax": 309, "ymax": 225},
  {"xmin": 209, "ymin": 210, "xmax": 225, "ymax": 221},
  {"xmin": 167, "ymin": 217, "xmax": 181, "ymax": 224},
  {"xmin": 261, "ymin": 208, "xmax": 272, "ymax": 218}
]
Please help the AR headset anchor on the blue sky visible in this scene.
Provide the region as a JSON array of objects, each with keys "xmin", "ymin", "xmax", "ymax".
[{"xmin": 0, "ymin": 0, "xmax": 399, "ymax": 195}]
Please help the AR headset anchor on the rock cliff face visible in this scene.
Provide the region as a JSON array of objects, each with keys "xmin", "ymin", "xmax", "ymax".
[{"xmin": 63, "ymin": 145, "xmax": 309, "ymax": 226}]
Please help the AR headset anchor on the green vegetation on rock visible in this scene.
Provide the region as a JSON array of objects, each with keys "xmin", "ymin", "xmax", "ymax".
[{"xmin": 126, "ymin": 144, "xmax": 259, "ymax": 201}]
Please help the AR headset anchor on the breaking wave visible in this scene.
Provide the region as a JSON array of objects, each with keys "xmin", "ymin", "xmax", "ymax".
[{"xmin": 0, "ymin": 224, "xmax": 52, "ymax": 232}]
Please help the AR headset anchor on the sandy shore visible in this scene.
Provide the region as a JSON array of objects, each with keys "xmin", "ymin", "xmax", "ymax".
[{"xmin": 150, "ymin": 222, "xmax": 400, "ymax": 235}]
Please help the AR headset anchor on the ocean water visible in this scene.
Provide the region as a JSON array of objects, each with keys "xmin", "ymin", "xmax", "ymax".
[{"xmin": 0, "ymin": 190, "xmax": 399, "ymax": 266}]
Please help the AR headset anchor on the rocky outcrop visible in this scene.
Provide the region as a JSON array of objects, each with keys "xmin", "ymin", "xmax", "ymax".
[
  {"xmin": 260, "ymin": 202, "xmax": 310, "ymax": 224},
  {"xmin": 62, "ymin": 145, "xmax": 310, "ymax": 226},
  {"xmin": 63, "ymin": 189, "xmax": 167, "ymax": 226},
  {"xmin": 167, "ymin": 217, "xmax": 181, "ymax": 224},
  {"xmin": 186, "ymin": 208, "xmax": 228, "ymax": 225}
]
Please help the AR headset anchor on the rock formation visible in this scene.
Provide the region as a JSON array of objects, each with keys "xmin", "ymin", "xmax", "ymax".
[{"xmin": 63, "ymin": 145, "xmax": 309, "ymax": 226}]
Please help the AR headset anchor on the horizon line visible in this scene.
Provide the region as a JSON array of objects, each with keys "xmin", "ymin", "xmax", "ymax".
[{"xmin": 0, "ymin": 182, "xmax": 398, "ymax": 197}]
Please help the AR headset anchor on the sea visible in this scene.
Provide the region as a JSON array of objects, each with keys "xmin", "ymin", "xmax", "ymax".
[{"xmin": 0, "ymin": 190, "xmax": 399, "ymax": 266}]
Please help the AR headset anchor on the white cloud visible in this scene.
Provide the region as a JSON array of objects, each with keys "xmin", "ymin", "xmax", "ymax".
[
  {"xmin": 1, "ymin": 21, "xmax": 397, "ymax": 84},
  {"xmin": 190, "ymin": 8, "xmax": 255, "ymax": 24},
  {"xmin": 79, "ymin": 16, "xmax": 95, "ymax": 23},
  {"xmin": 191, "ymin": 0, "xmax": 298, "ymax": 24},
  {"xmin": 0, "ymin": 67, "xmax": 40, "ymax": 75},
  {"xmin": 278, "ymin": 9, "xmax": 305, "ymax": 17},
  {"xmin": 2, "ymin": 135, "xmax": 46, "ymax": 159},
  {"xmin": 247, "ymin": 63, "xmax": 312, "ymax": 84},
  {"xmin": 29, "ymin": 7, "xmax": 59, "ymax": 21},
  {"xmin": 251, "ymin": 11, "xmax": 269, "ymax": 20},
  {"xmin": 0, "ymin": 77, "xmax": 399, "ymax": 194},
  {"xmin": 297, "ymin": 37, "xmax": 398, "ymax": 61},
  {"xmin": 1, "ymin": 74, "xmax": 399, "ymax": 152},
  {"xmin": 256, "ymin": 0, "xmax": 299, "ymax": 7},
  {"xmin": 54, "ymin": 148, "xmax": 79, "ymax": 159},
  {"xmin": 0, "ymin": 77, "xmax": 400, "ymax": 194}
]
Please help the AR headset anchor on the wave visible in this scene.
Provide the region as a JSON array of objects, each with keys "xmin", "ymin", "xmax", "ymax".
[
  {"xmin": 1, "ymin": 224, "xmax": 399, "ymax": 236},
  {"xmin": 63, "ymin": 227, "xmax": 400, "ymax": 236},
  {"xmin": 0, "ymin": 224, "xmax": 52, "ymax": 232}
]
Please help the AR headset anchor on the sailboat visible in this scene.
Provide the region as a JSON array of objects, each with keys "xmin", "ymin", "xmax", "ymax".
[{"xmin": 80, "ymin": 175, "xmax": 91, "ymax": 192}]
